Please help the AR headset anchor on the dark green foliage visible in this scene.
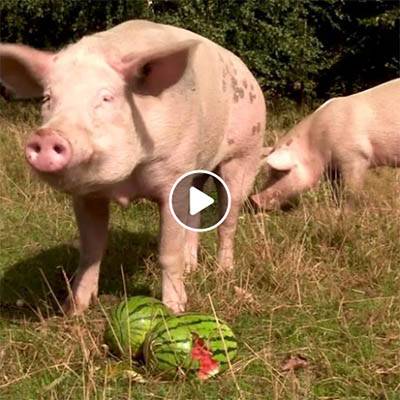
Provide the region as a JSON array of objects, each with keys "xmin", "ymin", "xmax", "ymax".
[
  {"xmin": 152, "ymin": 0, "xmax": 328, "ymax": 102},
  {"xmin": 0, "ymin": 0, "xmax": 399, "ymax": 102},
  {"xmin": 308, "ymin": 0, "xmax": 400, "ymax": 97},
  {"xmin": 0, "ymin": 0, "xmax": 151, "ymax": 47}
]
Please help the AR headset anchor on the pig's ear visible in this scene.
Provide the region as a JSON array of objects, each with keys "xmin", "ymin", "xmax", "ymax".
[
  {"xmin": 0, "ymin": 44, "xmax": 54, "ymax": 98},
  {"xmin": 115, "ymin": 39, "xmax": 200, "ymax": 96},
  {"xmin": 265, "ymin": 148, "xmax": 297, "ymax": 171}
]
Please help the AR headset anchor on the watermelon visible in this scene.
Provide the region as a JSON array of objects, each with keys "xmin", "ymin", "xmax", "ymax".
[
  {"xmin": 104, "ymin": 296, "xmax": 170, "ymax": 358},
  {"xmin": 143, "ymin": 313, "xmax": 237, "ymax": 379}
]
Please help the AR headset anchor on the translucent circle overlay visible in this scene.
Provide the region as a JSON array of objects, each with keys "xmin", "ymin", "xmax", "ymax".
[{"xmin": 168, "ymin": 169, "xmax": 232, "ymax": 232}]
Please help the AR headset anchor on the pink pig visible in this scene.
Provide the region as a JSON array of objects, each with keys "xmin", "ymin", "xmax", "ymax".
[
  {"xmin": 251, "ymin": 79, "xmax": 400, "ymax": 210},
  {"xmin": 0, "ymin": 20, "xmax": 266, "ymax": 315}
]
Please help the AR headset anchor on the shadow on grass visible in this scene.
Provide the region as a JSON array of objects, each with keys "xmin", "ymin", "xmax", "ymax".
[{"xmin": 0, "ymin": 229, "xmax": 158, "ymax": 320}]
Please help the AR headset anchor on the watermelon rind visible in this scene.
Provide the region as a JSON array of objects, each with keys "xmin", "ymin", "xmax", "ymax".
[
  {"xmin": 104, "ymin": 296, "xmax": 170, "ymax": 358},
  {"xmin": 143, "ymin": 313, "xmax": 237, "ymax": 378}
]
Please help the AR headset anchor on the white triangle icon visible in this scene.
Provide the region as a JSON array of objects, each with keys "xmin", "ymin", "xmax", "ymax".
[{"xmin": 189, "ymin": 186, "xmax": 215, "ymax": 216}]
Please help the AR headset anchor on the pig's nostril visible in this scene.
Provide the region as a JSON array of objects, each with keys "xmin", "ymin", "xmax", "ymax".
[
  {"xmin": 28, "ymin": 143, "xmax": 42, "ymax": 154},
  {"xmin": 32, "ymin": 143, "xmax": 41, "ymax": 153},
  {"xmin": 26, "ymin": 133, "xmax": 71, "ymax": 173},
  {"xmin": 53, "ymin": 144, "xmax": 64, "ymax": 154}
]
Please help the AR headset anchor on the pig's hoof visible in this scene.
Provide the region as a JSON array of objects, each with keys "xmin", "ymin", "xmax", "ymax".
[
  {"xmin": 62, "ymin": 297, "xmax": 90, "ymax": 317},
  {"xmin": 165, "ymin": 301, "xmax": 186, "ymax": 315},
  {"xmin": 184, "ymin": 246, "xmax": 198, "ymax": 273},
  {"xmin": 62, "ymin": 298, "xmax": 78, "ymax": 316},
  {"xmin": 217, "ymin": 248, "xmax": 234, "ymax": 272},
  {"xmin": 217, "ymin": 259, "xmax": 234, "ymax": 272},
  {"xmin": 185, "ymin": 261, "xmax": 198, "ymax": 274},
  {"xmin": 217, "ymin": 264, "xmax": 234, "ymax": 272}
]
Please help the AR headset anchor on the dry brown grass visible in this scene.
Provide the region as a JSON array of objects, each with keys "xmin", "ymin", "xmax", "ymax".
[{"xmin": 0, "ymin": 98, "xmax": 399, "ymax": 399}]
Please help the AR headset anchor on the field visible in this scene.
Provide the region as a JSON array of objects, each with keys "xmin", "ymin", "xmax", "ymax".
[{"xmin": 0, "ymin": 98, "xmax": 399, "ymax": 399}]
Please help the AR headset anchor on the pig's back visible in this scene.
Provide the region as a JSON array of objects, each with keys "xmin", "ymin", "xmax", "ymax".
[
  {"xmin": 92, "ymin": 20, "xmax": 207, "ymax": 56},
  {"xmin": 315, "ymin": 79, "xmax": 400, "ymax": 167},
  {"xmin": 91, "ymin": 20, "xmax": 264, "ymax": 167},
  {"xmin": 354, "ymin": 78, "xmax": 400, "ymax": 103},
  {"xmin": 347, "ymin": 79, "xmax": 400, "ymax": 139}
]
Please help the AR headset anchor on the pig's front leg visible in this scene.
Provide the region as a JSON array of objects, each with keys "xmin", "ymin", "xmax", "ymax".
[
  {"xmin": 184, "ymin": 213, "xmax": 199, "ymax": 273},
  {"xmin": 340, "ymin": 158, "xmax": 370, "ymax": 203},
  {"xmin": 159, "ymin": 202, "xmax": 187, "ymax": 314},
  {"xmin": 63, "ymin": 196, "xmax": 109, "ymax": 316}
]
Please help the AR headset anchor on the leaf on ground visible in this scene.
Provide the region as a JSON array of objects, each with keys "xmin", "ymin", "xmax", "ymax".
[
  {"xmin": 234, "ymin": 286, "xmax": 257, "ymax": 304},
  {"xmin": 281, "ymin": 355, "xmax": 308, "ymax": 372},
  {"xmin": 124, "ymin": 369, "xmax": 147, "ymax": 383}
]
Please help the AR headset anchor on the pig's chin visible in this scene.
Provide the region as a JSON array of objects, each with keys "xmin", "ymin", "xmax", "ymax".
[
  {"xmin": 35, "ymin": 163, "xmax": 134, "ymax": 196},
  {"xmin": 34, "ymin": 168, "xmax": 85, "ymax": 194}
]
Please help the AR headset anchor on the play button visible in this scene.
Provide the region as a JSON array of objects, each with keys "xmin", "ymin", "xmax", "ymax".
[
  {"xmin": 189, "ymin": 186, "xmax": 214, "ymax": 215},
  {"xmin": 169, "ymin": 170, "xmax": 231, "ymax": 232}
]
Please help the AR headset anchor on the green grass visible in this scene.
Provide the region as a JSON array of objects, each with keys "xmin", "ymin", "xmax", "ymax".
[{"xmin": 0, "ymin": 98, "xmax": 399, "ymax": 399}]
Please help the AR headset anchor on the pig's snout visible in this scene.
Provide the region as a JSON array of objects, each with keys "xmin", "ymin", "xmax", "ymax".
[{"xmin": 25, "ymin": 129, "xmax": 71, "ymax": 173}]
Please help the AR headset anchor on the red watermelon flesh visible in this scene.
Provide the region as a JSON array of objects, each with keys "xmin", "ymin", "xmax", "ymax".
[{"xmin": 191, "ymin": 337, "xmax": 219, "ymax": 380}]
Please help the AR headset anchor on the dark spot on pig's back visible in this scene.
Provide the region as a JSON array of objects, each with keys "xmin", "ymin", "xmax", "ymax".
[
  {"xmin": 249, "ymin": 92, "xmax": 256, "ymax": 103},
  {"xmin": 243, "ymin": 79, "xmax": 248, "ymax": 89},
  {"xmin": 227, "ymin": 138, "xmax": 235, "ymax": 145},
  {"xmin": 252, "ymin": 122, "xmax": 262, "ymax": 136},
  {"xmin": 230, "ymin": 76, "xmax": 247, "ymax": 102},
  {"xmin": 233, "ymin": 88, "xmax": 245, "ymax": 102}
]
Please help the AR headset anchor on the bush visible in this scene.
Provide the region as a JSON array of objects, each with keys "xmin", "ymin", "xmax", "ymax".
[{"xmin": 0, "ymin": 0, "xmax": 398, "ymax": 103}]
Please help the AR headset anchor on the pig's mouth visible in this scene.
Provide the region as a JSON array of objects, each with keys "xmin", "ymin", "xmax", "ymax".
[
  {"xmin": 33, "ymin": 152, "xmax": 132, "ymax": 196},
  {"xmin": 26, "ymin": 134, "xmax": 137, "ymax": 196},
  {"xmin": 33, "ymin": 166, "xmax": 81, "ymax": 193},
  {"xmin": 24, "ymin": 126, "xmax": 101, "ymax": 192},
  {"xmin": 31, "ymin": 154, "xmax": 98, "ymax": 195}
]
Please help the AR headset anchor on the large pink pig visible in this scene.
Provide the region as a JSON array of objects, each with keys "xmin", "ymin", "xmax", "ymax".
[
  {"xmin": 0, "ymin": 20, "xmax": 266, "ymax": 314},
  {"xmin": 251, "ymin": 79, "xmax": 400, "ymax": 210}
]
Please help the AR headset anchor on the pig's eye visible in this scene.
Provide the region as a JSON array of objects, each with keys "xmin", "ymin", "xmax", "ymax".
[
  {"xmin": 102, "ymin": 94, "xmax": 114, "ymax": 102},
  {"xmin": 99, "ymin": 89, "xmax": 114, "ymax": 103}
]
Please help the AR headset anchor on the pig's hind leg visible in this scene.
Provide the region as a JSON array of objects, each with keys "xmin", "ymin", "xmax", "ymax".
[
  {"xmin": 215, "ymin": 155, "xmax": 259, "ymax": 271},
  {"xmin": 184, "ymin": 173, "xmax": 209, "ymax": 273},
  {"xmin": 184, "ymin": 220, "xmax": 199, "ymax": 274}
]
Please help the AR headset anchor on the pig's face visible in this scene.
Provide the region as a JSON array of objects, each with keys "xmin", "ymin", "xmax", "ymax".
[
  {"xmin": 256, "ymin": 166, "xmax": 293, "ymax": 210},
  {"xmin": 27, "ymin": 50, "xmax": 141, "ymax": 194},
  {"xmin": 252, "ymin": 146, "xmax": 321, "ymax": 210},
  {"xmin": 1, "ymin": 39, "xmax": 198, "ymax": 194}
]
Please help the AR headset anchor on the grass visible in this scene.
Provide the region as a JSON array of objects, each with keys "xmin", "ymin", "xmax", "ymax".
[{"xmin": 0, "ymin": 98, "xmax": 399, "ymax": 399}]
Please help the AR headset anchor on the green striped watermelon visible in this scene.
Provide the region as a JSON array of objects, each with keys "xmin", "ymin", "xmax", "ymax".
[
  {"xmin": 143, "ymin": 313, "xmax": 237, "ymax": 379},
  {"xmin": 104, "ymin": 296, "xmax": 170, "ymax": 358}
]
